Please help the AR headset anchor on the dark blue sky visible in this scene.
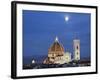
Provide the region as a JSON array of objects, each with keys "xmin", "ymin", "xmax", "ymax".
[{"xmin": 23, "ymin": 10, "xmax": 91, "ymax": 63}]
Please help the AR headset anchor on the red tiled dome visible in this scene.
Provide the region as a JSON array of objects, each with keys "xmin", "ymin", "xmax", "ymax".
[
  {"xmin": 43, "ymin": 37, "xmax": 64, "ymax": 64},
  {"xmin": 49, "ymin": 41, "xmax": 64, "ymax": 52},
  {"xmin": 48, "ymin": 37, "xmax": 64, "ymax": 56}
]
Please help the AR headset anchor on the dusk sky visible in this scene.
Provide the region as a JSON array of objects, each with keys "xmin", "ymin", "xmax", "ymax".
[{"xmin": 23, "ymin": 10, "xmax": 91, "ymax": 64}]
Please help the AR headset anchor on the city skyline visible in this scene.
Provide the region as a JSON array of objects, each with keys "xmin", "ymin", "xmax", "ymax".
[{"xmin": 23, "ymin": 10, "xmax": 91, "ymax": 64}]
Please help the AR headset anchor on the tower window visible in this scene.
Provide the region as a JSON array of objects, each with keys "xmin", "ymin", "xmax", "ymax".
[{"xmin": 77, "ymin": 46, "xmax": 78, "ymax": 49}]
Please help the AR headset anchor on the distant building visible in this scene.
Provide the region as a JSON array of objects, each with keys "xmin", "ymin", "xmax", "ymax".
[
  {"xmin": 73, "ymin": 40, "xmax": 80, "ymax": 61},
  {"xmin": 63, "ymin": 52, "xmax": 71, "ymax": 63}
]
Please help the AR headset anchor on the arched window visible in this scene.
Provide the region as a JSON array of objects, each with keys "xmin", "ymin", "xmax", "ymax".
[{"xmin": 77, "ymin": 46, "xmax": 78, "ymax": 50}]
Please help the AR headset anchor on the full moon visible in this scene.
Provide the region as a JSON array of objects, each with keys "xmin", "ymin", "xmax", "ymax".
[{"xmin": 65, "ymin": 16, "xmax": 69, "ymax": 21}]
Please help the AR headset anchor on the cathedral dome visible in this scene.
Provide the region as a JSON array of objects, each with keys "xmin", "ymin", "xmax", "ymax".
[
  {"xmin": 48, "ymin": 37, "xmax": 64, "ymax": 55},
  {"xmin": 49, "ymin": 41, "xmax": 64, "ymax": 52},
  {"xmin": 43, "ymin": 37, "xmax": 65, "ymax": 64}
]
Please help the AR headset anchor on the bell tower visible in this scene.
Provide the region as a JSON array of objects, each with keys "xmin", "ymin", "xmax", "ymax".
[{"xmin": 73, "ymin": 40, "xmax": 80, "ymax": 61}]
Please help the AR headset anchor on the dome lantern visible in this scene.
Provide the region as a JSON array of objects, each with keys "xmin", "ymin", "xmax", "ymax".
[{"xmin": 55, "ymin": 36, "xmax": 59, "ymax": 42}]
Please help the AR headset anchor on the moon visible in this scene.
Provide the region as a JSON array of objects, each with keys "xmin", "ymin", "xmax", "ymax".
[{"xmin": 65, "ymin": 16, "xmax": 69, "ymax": 22}]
